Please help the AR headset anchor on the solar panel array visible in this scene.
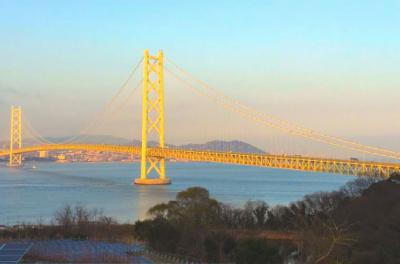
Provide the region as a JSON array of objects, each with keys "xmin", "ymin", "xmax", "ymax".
[
  {"xmin": 0, "ymin": 240, "xmax": 151, "ymax": 263},
  {"xmin": 0, "ymin": 243, "xmax": 32, "ymax": 264},
  {"xmin": 29, "ymin": 240, "xmax": 151, "ymax": 263}
]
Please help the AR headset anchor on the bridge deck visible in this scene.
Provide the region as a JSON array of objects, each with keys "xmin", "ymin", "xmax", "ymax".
[{"xmin": 1, "ymin": 144, "xmax": 399, "ymax": 177}]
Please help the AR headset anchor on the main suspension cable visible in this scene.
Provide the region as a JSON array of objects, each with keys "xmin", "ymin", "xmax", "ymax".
[
  {"xmin": 22, "ymin": 114, "xmax": 55, "ymax": 145},
  {"xmin": 56, "ymin": 57, "xmax": 143, "ymax": 144},
  {"xmin": 166, "ymin": 58, "xmax": 400, "ymax": 160},
  {"xmin": 165, "ymin": 67, "xmax": 400, "ymax": 160}
]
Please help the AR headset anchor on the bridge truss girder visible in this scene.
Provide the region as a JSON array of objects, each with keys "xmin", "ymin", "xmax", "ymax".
[{"xmin": 1, "ymin": 144, "xmax": 399, "ymax": 178}]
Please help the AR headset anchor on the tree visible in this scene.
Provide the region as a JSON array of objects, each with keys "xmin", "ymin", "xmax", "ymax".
[
  {"xmin": 54, "ymin": 204, "xmax": 74, "ymax": 228},
  {"xmin": 250, "ymin": 201, "xmax": 269, "ymax": 227},
  {"xmin": 341, "ymin": 176, "xmax": 380, "ymax": 198},
  {"xmin": 204, "ymin": 231, "xmax": 236, "ymax": 263},
  {"xmin": 134, "ymin": 217, "xmax": 180, "ymax": 253},
  {"xmin": 148, "ymin": 186, "xmax": 222, "ymax": 228},
  {"xmin": 236, "ymin": 238, "xmax": 282, "ymax": 264}
]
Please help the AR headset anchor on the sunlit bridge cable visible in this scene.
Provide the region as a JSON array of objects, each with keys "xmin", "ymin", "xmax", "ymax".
[
  {"xmin": 167, "ymin": 57, "xmax": 400, "ymax": 156},
  {"xmin": 165, "ymin": 67, "xmax": 400, "ymax": 160},
  {"xmin": 166, "ymin": 57, "xmax": 397, "ymax": 156},
  {"xmin": 75, "ymin": 78, "xmax": 142, "ymax": 143},
  {"xmin": 165, "ymin": 57, "xmax": 400, "ymax": 160},
  {"xmin": 22, "ymin": 114, "xmax": 55, "ymax": 145},
  {"xmin": 108, "ymin": 78, "xmax": 142, "ymax": 117},
  {"xmin": 56, "ymin": 57, "xmax": 143, "ymax": 144}
]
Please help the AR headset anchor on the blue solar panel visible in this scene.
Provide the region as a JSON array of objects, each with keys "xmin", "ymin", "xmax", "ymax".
[
  {"xmin": 0, "ymin": 250, "xmax": 25, "ymax": 255},
  {"xmin": 0, "ymin": 241, "xmax": 151, "ymax": 263},
  {"xmin": 0, "ymin": 255, "xmax": 20, "ymax": 262},
  {"xmin": 2, "ymin": 244, "xmax": 30, "ymax": 250},
  {"xmin": 0, "ymin": 242, "xmax": 32, "ymax": 264},
  {"xmin": 28, "ymin": 240, "xmax": 151, "ymax": 263}
]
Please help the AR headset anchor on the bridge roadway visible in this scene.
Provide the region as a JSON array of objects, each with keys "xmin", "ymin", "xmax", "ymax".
[{"xmin": 0, "ymin": 144, "xmax": 399, "ymax": 177}]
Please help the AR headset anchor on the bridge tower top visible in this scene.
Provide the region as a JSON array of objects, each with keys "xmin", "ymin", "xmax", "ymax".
[{"xmin": 134, "ymin": 50, "xmax": 171, "ymax": 185}]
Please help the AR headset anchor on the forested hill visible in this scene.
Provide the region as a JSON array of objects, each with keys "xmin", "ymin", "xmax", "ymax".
[
  {"xmin": 333, "ymin": 174, "xmax": 400, "ymax": 263},
  {"xmin": 179, "ymin": 140, "xmax": 265, "ymax": 153}
]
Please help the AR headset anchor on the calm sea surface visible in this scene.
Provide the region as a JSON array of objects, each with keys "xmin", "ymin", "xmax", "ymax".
[{"xmin": 0, "ymin": 162, "xmax": 354, "ymax": 225}]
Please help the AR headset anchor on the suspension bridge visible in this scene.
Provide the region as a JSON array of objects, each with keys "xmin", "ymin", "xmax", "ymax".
[{"xmin": 1, "ymin": 50, "xmax": 399, "ymax": 183}]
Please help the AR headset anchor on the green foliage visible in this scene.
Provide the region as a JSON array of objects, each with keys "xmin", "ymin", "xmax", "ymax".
[
  {"xmin": 135, "ymin": 187, "xmax": 282, "ymax": 262},
  {"xmin": 236, "ymin": 238, "xmax": 282, "ymax": 264},
  {"xmin": 148, "ymin": 186, "xmax": 222, "ymax": 229},
  {"xmin": 134, "ymin": 218, "xmax": 180, "ymax": 253},
  {"xmin": 203, "ymin": 231, "xmax": 236, "ymax": 262},
  {"xmin": 134, "ymin": 177, "xmax": 391, "ymax": 263},
  {"xmin": 176, "ymin": 186, "xmax": 210, "ymax": 203}
]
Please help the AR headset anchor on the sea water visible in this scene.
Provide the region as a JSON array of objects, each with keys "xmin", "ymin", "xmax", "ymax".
[{"xmin": 0, "ymin": 162, "xmax": 354, "ymax": 225}]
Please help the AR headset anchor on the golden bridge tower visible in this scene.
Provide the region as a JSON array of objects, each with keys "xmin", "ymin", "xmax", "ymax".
[
  {"xmin": 9, "ymin": 106, "xmax": 22, "ymax": 167},
  {"xmin": 134, "ymin": 50, "xmax": 171, "ymax": 185}
]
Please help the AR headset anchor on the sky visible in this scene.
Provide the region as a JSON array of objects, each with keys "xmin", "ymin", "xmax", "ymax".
[{"xmin": 0, "ymin": 1, "xmax": 399, "ymax": 152}]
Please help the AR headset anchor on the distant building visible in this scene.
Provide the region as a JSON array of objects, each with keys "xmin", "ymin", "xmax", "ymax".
[
  {"xmin": 38, "ymin": 151, "xmax": 48, "ymax": 158},
  {"xmin": 56, "ymin": 154, "xmax": 67, "ymax": 163}
]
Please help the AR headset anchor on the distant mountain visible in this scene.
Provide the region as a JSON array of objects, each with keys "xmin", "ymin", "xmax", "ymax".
[
  {"xmin": 1, "ymin": 135, "xmax": 265, "ymax": 154},
  {"xmin": 179, "ymin": 140, "xmax": 265, "ymax": 154}
]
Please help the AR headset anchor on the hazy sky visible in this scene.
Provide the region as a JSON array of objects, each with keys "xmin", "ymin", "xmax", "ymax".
[{"xmin": 0, "ymin": 1, "xmax": 399, "ymax": 152}]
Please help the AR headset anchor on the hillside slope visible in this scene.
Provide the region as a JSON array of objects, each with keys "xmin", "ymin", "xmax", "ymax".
[{"xmin": 334, "ymin": 175, "xmax": 400, "ymax": 263}]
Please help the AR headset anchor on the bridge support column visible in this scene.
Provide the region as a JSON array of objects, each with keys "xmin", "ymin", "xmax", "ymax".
[
  {"xmin": 135, "ymin": 50, "xmax": 170, "ymax": 185},
  {"xmin": 9, "ymin": 106, "xmax": 22, "ymax": 167}
]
